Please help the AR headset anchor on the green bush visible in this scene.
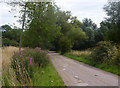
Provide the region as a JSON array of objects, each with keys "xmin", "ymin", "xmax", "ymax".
[
  {"xmin": 111, "ymin": 45, "xmax": 120, "ymax": 66},
  {"xmin": 58, "ymin": 36, "xmax": 72, "ymax": 54},
  {"xmin": 90, "ymin": 41, "xmax": 118, "ymax": 64}
]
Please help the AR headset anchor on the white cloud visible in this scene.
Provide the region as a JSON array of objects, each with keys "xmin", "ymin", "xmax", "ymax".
[
  {"xmin": 0, "ymin": 0, "xmax": 108, "ymax": 28},
  {"xmin": 0, "ymin": 3, "xmax": 21, "ymax": 28},
  {"xmin": 55, "ymin": 0, "xmax": 108, "ymax": 27}
]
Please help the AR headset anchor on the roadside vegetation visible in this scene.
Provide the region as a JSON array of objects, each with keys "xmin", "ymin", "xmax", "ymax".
[
  {"xmin": 64, "ymin": 41, "xmax": 120, "ymax": 76},
  {"xmin": 2, "ymin": 47, "xmax": 65, "ymax": 86},
  {"xmin": 1, "ymin": 1, "xmax": 120, "ymax": 86}
]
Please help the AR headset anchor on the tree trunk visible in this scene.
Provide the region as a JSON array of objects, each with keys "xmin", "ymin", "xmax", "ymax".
[{"xmin": 19, "ymin": 3, "xmax": 27, "ymax": 51}]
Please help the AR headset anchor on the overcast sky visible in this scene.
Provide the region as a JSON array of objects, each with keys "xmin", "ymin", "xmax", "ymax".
[
  {"xmin": 55, "ymin": 0, "xmax": 108, "ymax": 27},
  {"xmin": 0, "ymin": 0, "xmax": 108, "ymax": 28}
]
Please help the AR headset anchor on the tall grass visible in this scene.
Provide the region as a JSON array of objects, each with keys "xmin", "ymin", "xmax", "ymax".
[
  {"xmin": 2, "ymin": 46, "xmax": 21, "ymax": 86},
  {"xmin": 2, "ymin": 46, "xmax": 19, "ymax": 74},
  {"xmin": 66, "ymin": 50, "xmax": 91, "ymax": 59}
]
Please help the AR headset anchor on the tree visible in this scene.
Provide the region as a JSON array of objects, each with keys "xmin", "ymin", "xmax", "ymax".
[
  {"xmin": 66, "ymin": 17, "xmax": 88, "ymax": 50},
  {"xmin": 103, "ymin": 1, "xmax": 120, "ymax": 43},
  {"xmin": 1, "ymin": 25, "xmax": 21, "ymax": 46},
  {"xmin": 66, "ymin": 27, "xmax": 87, "ymax": 50},
  {"xmin": 71, "ymin": 16, "xmax": 83, "ymax": 28},
  {"xmin": 82, "ymin": 18, "xmax": 97, "ymax": 30},
  {"xmin": 56, "ymin": 10, "xmax": 72, "ymax": 35},
  {"xmin": 22, "ymin": 2, "xmax": 61, "ymax": 49},
  {"xmin": 58, "ymin": 36, "xmax": 72, "ymax": 54},
  {"xmin": 5, "ymin": 1, "xmax": 29, "ymax": 51},
  {"xmin": 104, "ymin": 1, "xmax": 120, "ymax": 24},
  {"xmin": 94, "ymin": 21, "xmax": 109, "ymax": 43},
  {"xmin": 1, "ymin": 25, "xmax": 12, "ymax": 31},
  {"xmin": 19, "ymin": 3, "xmax": 27, "ymax": 51},
  {"xmin": 80, "ymin": 18, "xmax": 98, "ymax": 48}
]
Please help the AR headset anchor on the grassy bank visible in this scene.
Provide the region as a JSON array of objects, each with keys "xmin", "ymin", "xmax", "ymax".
[
  {"xmin": 32, "ymin": 60, "xmax": 65, "ymax": 86},
  {"xmin": 64, "ymin": 50, "xmax": 119, "ymax": 76},
  {"xmin": 2, "ymin": 46, "xmax": 65, "ymax": 86}
]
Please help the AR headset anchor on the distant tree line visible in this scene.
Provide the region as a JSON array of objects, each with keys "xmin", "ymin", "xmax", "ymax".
[{"xmin": 1, "ymin": 25, "xmax": 21, "ymax": 46}]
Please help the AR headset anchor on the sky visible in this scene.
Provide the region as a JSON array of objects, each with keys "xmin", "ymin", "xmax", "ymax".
[
  {"xmin": 55, "ymin": 0, "xmax": 108, "ymax": 27},
  {"xmin": 0, "ymin": 0, "xmax": 108, "ymax": 28},
  {"xmin": 0, "ymin": 2, "xmax": 21, "ymax": 28}
]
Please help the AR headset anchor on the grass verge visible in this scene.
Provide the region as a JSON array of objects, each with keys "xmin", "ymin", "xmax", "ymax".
[
  {"xmin": 32, "ymin": 60, "xmax": 65, "ymax": 86},
  {"xmin": 64, "ymin": 54, "xmax": 119, "ymax": 76}
]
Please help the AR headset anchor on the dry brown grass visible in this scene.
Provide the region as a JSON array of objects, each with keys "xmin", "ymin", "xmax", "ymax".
[
  {"xmin": 2, "ymin": 46, "xmax": 19, "ymax": 74},
  {"xmin": 67, "ymin": 50, "xmax": 91, "ymax": 57},
  {"xmin": 2, "ymin": 46, "xmax": 22, "ymax": 86}
]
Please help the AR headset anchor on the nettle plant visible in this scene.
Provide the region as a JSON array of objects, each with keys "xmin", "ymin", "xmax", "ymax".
[{"xmin": 11, "ymin": 47, "xmax": 49, "ymax": 85}]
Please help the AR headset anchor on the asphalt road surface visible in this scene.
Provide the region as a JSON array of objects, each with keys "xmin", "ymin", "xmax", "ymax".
[{"xmin": 48, "ymin": 52, "xmax": 119, "ymax": 86}]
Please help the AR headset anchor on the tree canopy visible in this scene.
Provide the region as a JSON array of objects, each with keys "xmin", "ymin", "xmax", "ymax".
[{"xmin": 1, "ymin": 1, "xmax": 120, "ymax": 53}]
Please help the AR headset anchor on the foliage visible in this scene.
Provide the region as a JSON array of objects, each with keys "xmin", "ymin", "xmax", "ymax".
[
  {"xmin": 64, "ymin": 54, "xmax": 120, "ymax": 75},
  {"xmin": 77, "ymin": 18, "xmax": 98, "ymax": 49},
  {"xmin": 104, "ymin": 24, "xmax": 119, "ymax": 42},
  {"xmin": 82, "ymin": 18, "xmax": 97, "ymax": 30},
  {"xmin": 103, "ymin": 1, "xmax": 120, "ymax": 23},
  {"xmin": 3, "ymin": 1, "xmax": 119, "ymax": 51},
  {"xmin": 11, "ymin": 47, "xmax": 49, "ymax": 84},
  {"xmin": 66, "ymin": 50, "xmax": 91, "ymax": 59},
  {"xmin": 1, "ymin": 25, "xmax": 21, "ymax": 46},
  {"xmin": 1, "ymin": 25, "xmax": 12, "ymax": 31},
  {"xmin": 32, "ymin": 61, "xmax": 65, "ymax": 86},
  {"xmin": 90, "ymin": 41, "xmax": 119, "ymax": 65},
  {"xmin": 67, "ymin": 27, "xmax": 87, "ymax": 48},
  {"xmin": 2, "ymin": 67, "xmax": 21, "ymax": 86},
  {"xmin": 2, "ymin": 47, "xmax": 65, "ymax": 86},
  {"xmin": 64, "ymin": 43, "xmax": 120, "ymax": 75},
  {"xmin": 94, "ymin": 21, "xmax": 109, "ymax": 43},
  {"xmin": 111, "ymin": 45, "xmax": 120, "ymax": 66},
  {"xmin": 2, "ymin": 38, "xmax": 19, "ymax": 46},
  {"xmin": 22, "ymin": 2, "xmax": 61, "ymax": 49},
  {"xmin": 2, "ymin": 2, "xmax": 99, "ymax": 50},
  {"xmin": 23, "ymin": 47, "xmax": 49, "ymax": 67},
  {"xmin": 67, "ymin": 18, "xmax": 88, "ymax": 50},
  {"xmin": 56, "ymin": 10, "xmax": 72, "ymax": 35},
  {"xmin": 58, "ymin": 36, "xmax": 72, "ymax": 54},
  {"xmin": 103, "ymin": 1, "xmax": 120, "ymax": 43},
  {"xmin": 59, "ymin": 16, "xmax": 88, "ymax": 50},
  {"xmin": 82, "ymin": 27, "xmax": 95, "ymax": 48}
]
